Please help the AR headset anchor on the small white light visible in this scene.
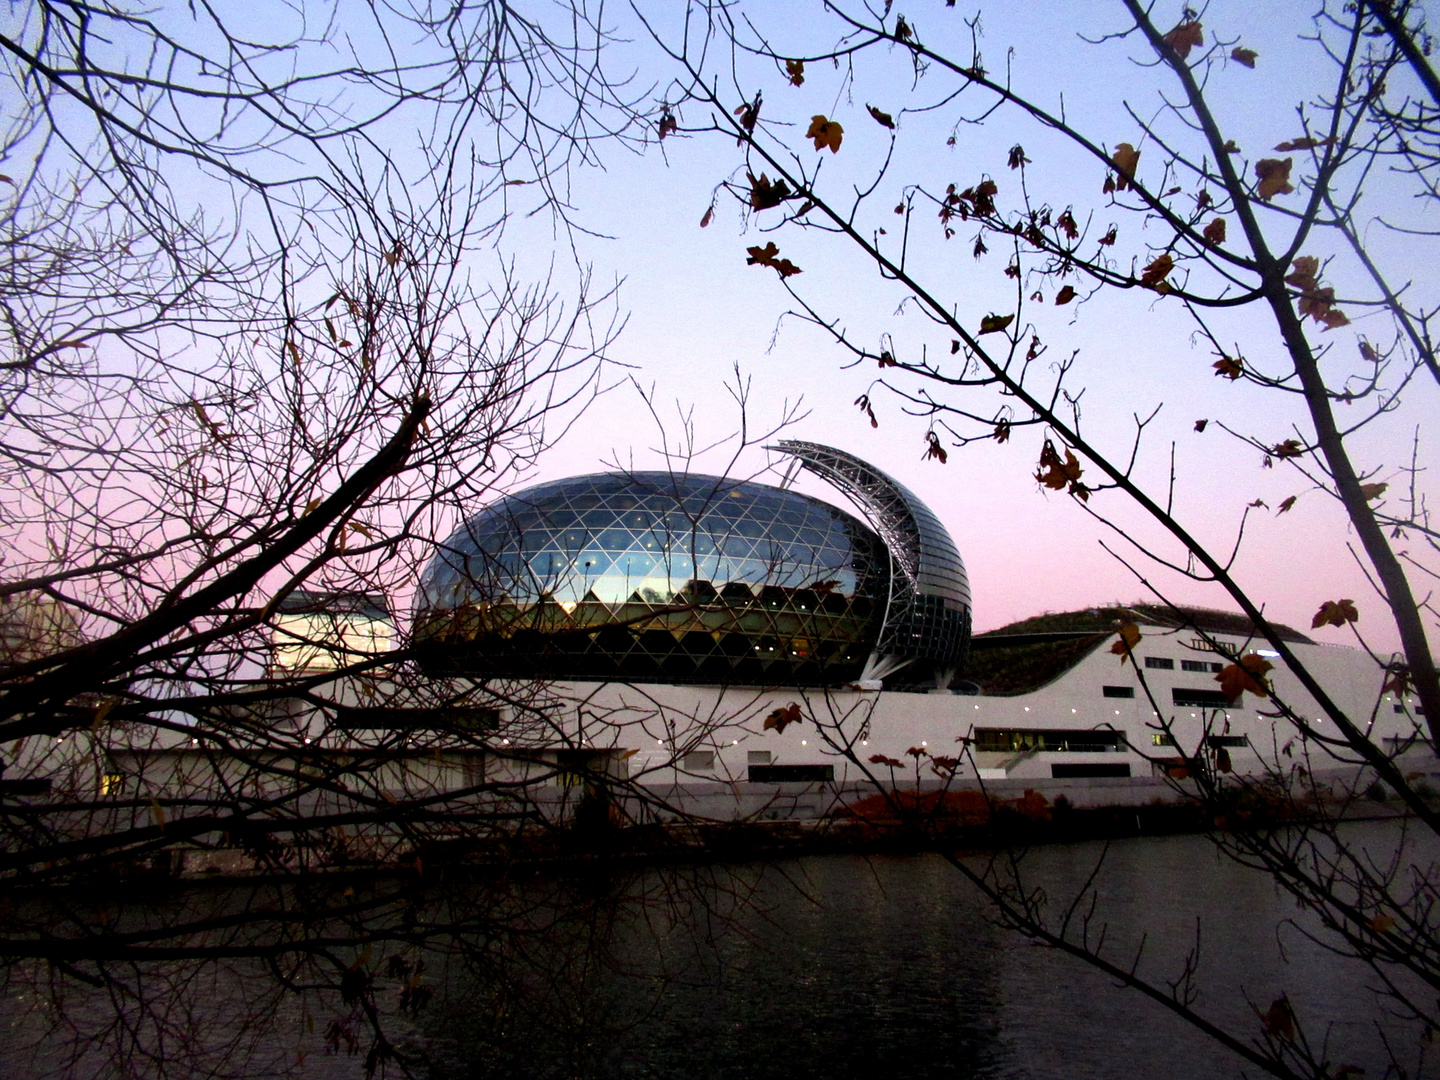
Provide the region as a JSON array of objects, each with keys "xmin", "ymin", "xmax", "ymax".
[
  {"xmin": 303, "ymin": 737, "xmax": 311, "ymax": 745},
  {"xmin": 974, "ymin": 704, "xmax": 980, "ymax": 709},
  {"xmin": 657, "ymin": 739, "xmax": 664, "ymax": 746},
  {"xmin": 921, "ymin": 741, "xmax": 928, "ymax": 746},
  {"xmin": 1024, "ymin": 706, "xmax": 1030, "ymax": 712},
  {"xmin": 1115, "ymin": 710, "xmax": 1120, "ymax": 715},
  {"xmin": 732, "ymin": 740, "xmax": 738, "ymax": 745},
  {"xmin": 862, "ymin": 740, "xmax": 869, "ymax": 746},
  {"xmin": 801, "ymin": 739, "xmax": 808, "ymax": 745},
  {"xmin": 1071, "ymin": 708, "xmax": 1077, "ymax": 713},
  {"xmin": 1257, "ymin": 649, "xmax": 1280, "ymax": 658}
]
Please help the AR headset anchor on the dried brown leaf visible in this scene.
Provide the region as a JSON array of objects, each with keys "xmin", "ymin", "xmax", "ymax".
[
  {"xmin": 1256, "ymin": 158, "xmax": 1295, "ymax": 201},
  {"xmin": 806, "ymin": 114, "xmax": 844, "ymax": 153},
  {"xmin": 1164, "ymin": 20, "xmax": 1204, "ymax": 59},
  {"xmin": 1312, "ymin": 599, "xmax": 1358, "ymax": 629},
  {"xmin": 1111, "ymin": 143, "xmax": 1140, "ymax": 190}
]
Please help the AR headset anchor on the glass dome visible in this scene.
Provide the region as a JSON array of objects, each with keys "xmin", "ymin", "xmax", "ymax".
[{"xmin": 415, "ymin": 472, "xmax": 891, "ymax": 684}]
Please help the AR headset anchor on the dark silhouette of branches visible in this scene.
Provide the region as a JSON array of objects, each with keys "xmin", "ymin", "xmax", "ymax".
[{"xmin": 642, "ymin": 1, "xmax": 1440, "ymax": 1076}]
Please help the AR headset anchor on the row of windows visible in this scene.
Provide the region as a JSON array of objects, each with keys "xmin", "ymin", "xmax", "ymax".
[
  {"xmin": 664, "ymin": 756, "xmax": 839, "ymax": 783},
  {"xmin": 974, "ymin": 727, "xmax": 1125, "ymax": 753},
  {"xmin": 1102, "ymin": 686, "xmax": 1233, "ymax": 708},
  {"xmin": 1152, "ymin": 733, "xmax": 1250, "ymax": 748},
  {"xmin": 1142, "ymin": 656, "xmax": 1224, "ymax": 673},
  {"xmin": 676, "ymin": 751, "xmax": 834, "ymax": 784}
]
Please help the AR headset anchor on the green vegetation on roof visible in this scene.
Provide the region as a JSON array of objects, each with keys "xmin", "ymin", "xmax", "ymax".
[
  {"xmin": 962, "ymin": 603, "xmax": 1315, "ymax": 696},
  {"xmin": 977, "ymin": 604, "xmax": 1314, "ymax": 645}
]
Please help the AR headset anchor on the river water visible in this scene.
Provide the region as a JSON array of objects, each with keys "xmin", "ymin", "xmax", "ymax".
[{"xmin": 3, "ymin": 824, "xmax": 1435, "ymax": 1079}]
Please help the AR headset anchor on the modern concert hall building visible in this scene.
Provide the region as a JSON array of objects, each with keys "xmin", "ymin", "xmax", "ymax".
[
  {"xmin": 51, "ymin": 441, "xmax": 1429, "ymax": 824},
  {"xmin": 412, "ymin": 441, "xmax": 972, "ymax": 692}
]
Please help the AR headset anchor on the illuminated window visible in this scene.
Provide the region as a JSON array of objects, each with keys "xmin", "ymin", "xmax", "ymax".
[
  {"xmin": 975, "ymin": 728, "xmax": 1123, "ymax": 753},
  {"xmin": 1151, "ymin": 733, "xmax": 1175, "ymax": 746},
  {"xmin": 99, "ymin": 773, "xmax": 124, "ymax": 796}
]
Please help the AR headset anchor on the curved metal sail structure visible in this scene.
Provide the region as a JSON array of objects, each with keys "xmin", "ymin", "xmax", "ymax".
[{"xmin": 768, "ymin": 440, "xmax": 972, "ymax": 686}]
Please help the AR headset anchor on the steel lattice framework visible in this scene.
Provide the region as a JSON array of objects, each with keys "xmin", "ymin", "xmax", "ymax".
[
  {"xmin": 414, "ymin": 447, "xmax": 971, "ymax": 688},
  {"xmin": 768, "ymin": 441, "xmax": 972, "ymax": 682}
]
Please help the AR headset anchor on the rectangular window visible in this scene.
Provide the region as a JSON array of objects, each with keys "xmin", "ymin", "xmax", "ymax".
[
  {"xmin": 681, "ymin": 751, "xmax": 715, "ymax": 772},
  {"xmin": 1395, "ymin": 703, "xmax": 1428, "ymax": 716},
  {"xmin": 553, "ymin": 748, "xmax": 608, "ymax": 787},
  {"xmin": 748, "ymin": 764, "xmax": 834, "ymax": 783},
  {"xmin": 0, "ymin": 778, "xmax": 52, "ymax": 796},
  {"xmin": 100, "ymin": 773, "xmax": 124, "ymax": 796},
  {"xmin": 1172, "ymin": 688, "xmax": 1231, "ymax": 708},
  {"xmin": 1102, "ymin": 685, "xmax": 1135, "ymax": 698},
  {"xmin": 974, "ymin": 728, "xmax": 1124, "ymax": 753},
  {"xmin": 334, "ymin": 705, "xmax": 499, "ymax": 732},
  {"xmin": 1051, "ymin": 762, "xmax": 1132, "ymax": 779},
  {"xmin": 1151, "ymin": 732, "xmax": 1175, "ymax": 746},
  {"xmin": 1154, "ymin": 756, "xmax": 1201, "ymax": 778},
  {"xmin": 747, "ymin": 750, "xmax": 772, "ymax": 765},
  {"xmin": 1145, "ymin": 657, "xmax": 1175, "ymax": 670},
  {"xmin": 1182, "ymin": 660, "xmax": 1224, "ymax": 673},
  {"xmin": 1206, "ymin": 735, "xmax": 1249, "ymax": 748}
]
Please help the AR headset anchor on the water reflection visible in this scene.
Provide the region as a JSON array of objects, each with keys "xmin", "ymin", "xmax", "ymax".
[
  {"xmin": 420, "ymin": 825, "xmax": 1429, "ymax": 1080},
  {"xmin": 1, "ymin": 826, "xmax": 1430, "ymax": 1079}
]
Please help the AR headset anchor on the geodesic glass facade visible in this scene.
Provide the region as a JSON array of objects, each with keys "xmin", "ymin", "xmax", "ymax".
[{"xmin": 414, "ymin": 472, "xmax": 892, "ymax": 684}]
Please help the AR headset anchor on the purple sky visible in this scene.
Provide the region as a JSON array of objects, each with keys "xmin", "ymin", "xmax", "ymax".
[{"xmin": 475, "ymin": 2, "xmax": 1433, "ymax": 656}]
